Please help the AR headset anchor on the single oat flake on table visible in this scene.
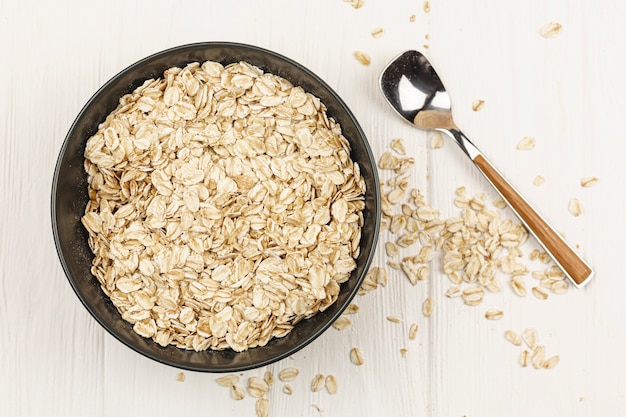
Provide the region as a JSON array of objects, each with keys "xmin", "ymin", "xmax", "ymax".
[
  {"xmin": 471, "ymin": 99, "xmax": 485, "ymax": 111},
  {"xmin": 353, "ymin": 50, "xmax": 371, "ymax": 66},
  {"xmin": 278, "ymin": 367, "xmax": 299, "ymax": 382},
  {"xmin": 350, "ymin": 347, "xmax": 364, "ymax": 365},
  {"xmin": 371, "ymin": 27, "xmax": 384, "ymax": 38},
  {"xmin": 310, "ymin": 374, "xmax": 325, "ymax": 392},
  {"xmin": 81, "ymin": 60, "xmax": 366, "ymax": 352},
  {"xmin": 343, "ymin": 0, "xmax": 364, "ymax": 9},
  {"xmin": 516, "ymin": 136, "xmax": 536, "ymax": 150},
  {"xmin": 540, "ymin": 22, "xmax": 563, "ymax": 38},
  {"xmin": 325, "ymin": 375, "xmax": 338, "ymax": 394}
]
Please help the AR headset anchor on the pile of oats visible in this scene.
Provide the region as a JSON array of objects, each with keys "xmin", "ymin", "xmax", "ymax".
[
  {"xmin": 378, "ymin": 136, "xmax": 577, "ymax": 304},
  {"xmin": 81, "ymin": 60, "xmax": 366, "ymax": 352},
  {"xmin": 374, "ymin": 139, "xmax": 538, "ymax": 306}
]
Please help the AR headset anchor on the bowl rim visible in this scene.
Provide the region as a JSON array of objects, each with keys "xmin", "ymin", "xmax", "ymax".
[{"xmin": 51, "ymin": 41, "xmax": 381, "ymax": 372}]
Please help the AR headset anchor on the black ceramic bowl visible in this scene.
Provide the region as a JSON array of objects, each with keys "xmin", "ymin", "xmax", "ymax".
[{"xmin": 51, "ymin": 42, "xmax": 380, "ymax": 372}]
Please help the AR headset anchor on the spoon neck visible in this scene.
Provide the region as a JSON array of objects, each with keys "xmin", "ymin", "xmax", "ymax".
[{"xmin": 441, "ymin": 128, "xmax": 481, "ymax": 160}]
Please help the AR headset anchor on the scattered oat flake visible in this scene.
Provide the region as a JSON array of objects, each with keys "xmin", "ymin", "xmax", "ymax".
[
  {"xmin": 385, "ymin": 241, "xmax": 399, "ymax": 257},
  {"xmin": 264, "ymin": 371, "xmax": 274, "ymax": 386},
  {"xmin": 312, "ymin": 404, "xmax": 324, "ymax": 413},
  {"xmin": 533, "ymin": 175, "xmax": 546, "ymax": 186},
  {"xmin": 532, "ymin": 270, "xmax": 547, "ymax": 280},
  {"xmin": 431, "ymin": 132, "xmax": 444, "ymax": 149},
  {"xmin": 529, "ymin": 249, "xmax": 540, "ymax": 261},
  {"xmin": 248, "ymin": 376, "xmax": 270, "ymax": 398},
  {"xmin": 521, "ymin": 328, "xmax": 537, "ymax": 349},
  {"xmin": 391, "ymin": 138, "xmax": 406, "ymax": 155},
  {"xmin": 400, "ymin": 259, "xmax": 421, "ymax": 285},
  {"xmin": 354, "ymin": 51, "xmax": 371, "ymax": 66},
  {"xmin": 255, "ymin": 398, "xmax": 269, "ymax": 417},
  {"xmin": 532, "ymin": 286, "xmax": 549, "ymax": 300},
  {"xmin": 358, "ymin": 269, "xmax": 379, "ymax": 295},
  {"xmin": 551, "ymin": 280, "xmax": 568, "ymax": 294},
  {"xmin": 371, "ymin": 27, "xmax": 384, "ymax": 38},
  {"xmin": 547, "ymin": 265, "xmax": 565, "ymax": 278},
  {"xmin": 350, "ymin": 347, "xmax": 364, "ymax": 365},
  {"xmin": 541, "ymin": 22, "xmax": 562, "ymax": 38},
  {"xmin": 400, "ymin": 348, "xmax": 408, "ymax": 357},
  {"xmin": 231, "ymin": 385, "xmax": 245, "ymax": 400},
  {"xmin": 332, "ymin": 316, "xmax": 352, "ymax": 330},
  {"xmin": 580, "ymin": 176, "xmax": 598, "ymax": 187},
  {"xmin": 325, "ymin": 375, "xmax": 338, "ymax": 394},
  {"xmin": 491, "ymin": 198, "xmax": 506, "ymax": 209},
  {"xmin": 568, "ymin": 198, "xmax": 582, "ymax": 217},
  {"xmin": 389, "ymin": 214, "xmax": 407, "ymax": 233},
  {"xmin": 409, "ymin": 323, "xmax": 419, "ymax": 340},
  {"xmin": 423, "ymin": 0, "xmax": 430, "ymax": 12},
  {"xmin": 387, "ymin": 188, "xmax": 405, "ymax": 205},
  {"xmin": 387, "ymin": 260, "xmax": 400, "ymax": 269},
  {"xmin": 343, "ymin": 0, "xmax": 364, "ymax": 8},
  {"xmin": 462, "ymin": 286, "xmax": 484, "ymax": 306},
  {"xmin": 531, "ymin": 345, "xmax": 546, "ymax": 368},
  {"xmin": 520, "ymin": 350, "xmax": 530, "ymax": 367},
  {"xmin": 485, "ymin": 309, "xmax": 504, "ymax": 320},
  {"xmin": 282, "ymin": 384, "xmax": 293, "ymax": 395},
  {"xmin": 373, "ymin": 266, "xmax": 389, "ymax": 287},
  {"xmin": 387, "ymin": 315, "xmax": 401, "ymax": 323},
  {"xmin": 176, "ymin": 372, "xmax": 185, "ymax": 382},
  {"xmin": 510, "ymin": 276, "xmax": 527, "ymax": 297},
  {"xmin": 445, "ymin": 286, "xmax": 462, "ymax": 298},
  {"xmin": 344, "ymin": 303, "xmax": 360, "ymax": 314},
  {"xmin": 516, "ymin": 136, "xmax": 536, "ymax": 150},
  {"xmin": 278, "ymin": 367, "xmax": 300, "ymax": 382},
  {"xmin": 505, "ymin": 330, "xmax": 521, "ymax": 346},
  {"xmin": 543, "ymin": 355, "xmax": 560, "ymax": 369},
  {"xmin": 379, "ymin": 151, "xmax": 399, "ymax": 170},
  {"xmin": 409, "ymin": 14, "xmax": 416, "ymax": 22},
  {"xmin": 422, "ymin": 298, "xmax": 434, "ymax": 317},
  {"xmin": 472, "ymin": 99, "xmax": 485, "ymax": 111},
  {"xmin": 311, "ymin": 374, "xmax": 325, "ymax": 392},
  {"xmin": 216, "ymin": 374, "xmax": 239, "ymax": 387}
]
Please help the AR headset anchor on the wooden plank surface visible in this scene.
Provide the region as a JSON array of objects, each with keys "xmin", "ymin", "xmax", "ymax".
[{"xmin": 1, "ymin": 0, "xmax": 624, "ymax": 416}]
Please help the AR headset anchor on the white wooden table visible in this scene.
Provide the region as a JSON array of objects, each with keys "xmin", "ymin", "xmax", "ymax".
[{"xmin": 2, "ymin": 0, "xmax": 625, "ymax": 416}]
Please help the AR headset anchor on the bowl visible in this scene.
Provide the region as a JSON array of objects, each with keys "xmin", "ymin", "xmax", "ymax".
[{"xmin": 51, "ymin": 42, "xmax": 380, "ymax": 372}]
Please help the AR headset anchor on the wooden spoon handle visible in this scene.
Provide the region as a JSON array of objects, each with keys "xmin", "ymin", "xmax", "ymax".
[{"xmin": 473, "ymin": 154, "xmax": 593, "ymax": 287}]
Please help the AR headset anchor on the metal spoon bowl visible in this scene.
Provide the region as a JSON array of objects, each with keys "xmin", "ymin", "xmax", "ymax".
[{"xmin": 380, "ymin": 50, "xmax": 593, "ymax": 288}]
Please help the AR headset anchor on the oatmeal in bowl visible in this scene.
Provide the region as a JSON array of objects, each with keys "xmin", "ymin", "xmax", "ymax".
[{"xmin": 52, "ymin": 42, "xmax": 380, "ymax": 371}]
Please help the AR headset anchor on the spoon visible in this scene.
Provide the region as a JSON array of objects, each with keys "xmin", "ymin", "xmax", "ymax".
[{"xmin": 379, "ymin": 50, "xmax": 593, "ymax": 288}]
